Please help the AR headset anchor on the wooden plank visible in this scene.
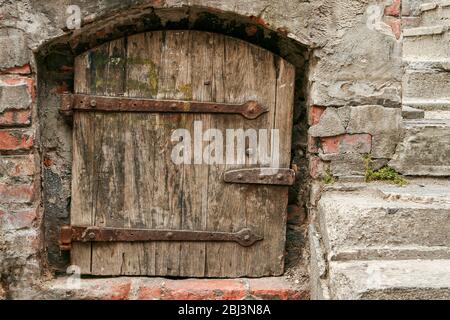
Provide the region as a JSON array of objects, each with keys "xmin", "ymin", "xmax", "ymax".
[
  {"xmin": 151, "ymin": 31, "xmax": 188, "ymax": 276},
  {"xmin": 177, "ymin": 31, "xmax": 214, "ymax": 277},
  {"xmin": 237, "ymin": 37, "xmax": 281, "ymax": 277},
  {"xmin": 70, "ymin": 113, "xmax": 94, "ymax": 273},
  {"xmin": 71, "ymin": 30, "xmax": 295, "ymax": 277},
  {"xmin": 124, "ymin": 31, "xmax": 162, "ymax": 275},
  {"xmin": 71, "ymin": 49, "xmax": 96, "ymax": 273},
  {"xmin": 89, "ymin": 38, "xmax": 129, "ymax": 275},
  {"xmin": 257, "ymin": 57, "xmax": 295, "ymax": 276},
  {"xmin": 204, "ymin": 34, "xmax": 280, "ymax": 277}
]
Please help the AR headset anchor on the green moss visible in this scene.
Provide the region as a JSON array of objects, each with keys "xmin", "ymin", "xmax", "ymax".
[
  {"xmin": 179, "ymin": 83, "xmax": 193, "ymax": 100},
  {"xmin": 147, "ymin": 61, "xmax": 159, "ymax": 97},
  {"xmin": 126, "ymin": 58, "xmax": 159, "ymax": 96},
  {"xmin": 364, "ymin": 155, "xmax": 407, "ymax": 186},
  {"xmin": 323, "ymin": 170, "xmax": 336, "ymax": 184},
  {"xmin": 127, "ymin": 79, "xmax": 151, "ymax": 94}
]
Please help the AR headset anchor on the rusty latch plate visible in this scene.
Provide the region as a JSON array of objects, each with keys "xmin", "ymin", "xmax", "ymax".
[
  {"xmin": 224, "ymin": 168, "xmax": 295, "ymax": 186},
  {"xmin": 60, "ymin": 93, "xmax": 268, "ymax": 120},
  {"xmin": 60, "ymin": 226, "xmax": 263, "ymax": 251}
]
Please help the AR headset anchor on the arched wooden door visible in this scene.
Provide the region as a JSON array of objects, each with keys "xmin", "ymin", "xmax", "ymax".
[{"xmin": 64, "ymin": 30, "xmax": 295, "ymax": 277}]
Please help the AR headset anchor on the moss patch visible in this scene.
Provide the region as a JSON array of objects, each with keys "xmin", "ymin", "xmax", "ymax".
[
  {"xmin": 126, "ymin": 58, "xmax": 159, "ymax": 96},
  {"xmin": 364, "ymin": 155, "xmax": 407, "ymax": 186},
  {"xmin": 179, "ymin": 83, "xmax": 193, "ymax": 100},
  {"xmin": 323, "ymin": 170, "xmax": 336, "ymax": 184}
]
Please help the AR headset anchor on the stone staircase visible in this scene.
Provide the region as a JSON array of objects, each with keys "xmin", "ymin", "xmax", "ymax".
[
  {"xmin": 311, "ymin": 2, "xmax": 450, "ymax": 299},
  {"xmin": 390, "ymin": 0, "xmax": 450, "ymax": 176},
  {"xmin": 311, "ymin": 181, "xmax": 450, "ymax": 299}
]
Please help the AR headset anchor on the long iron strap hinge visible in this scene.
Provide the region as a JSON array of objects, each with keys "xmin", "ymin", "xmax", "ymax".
[
  {"xmin": 59, "ymin": 226, "xmax": 263, "ymax": 251},
  {"xmin": 59, "ymin": 93, "xmax": 268, "ymax": 119}
]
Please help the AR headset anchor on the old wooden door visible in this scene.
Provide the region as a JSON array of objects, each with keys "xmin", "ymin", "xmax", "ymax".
[{"xmin": 68, "ymin": 30, "xmax": 295, "ymax": 277}]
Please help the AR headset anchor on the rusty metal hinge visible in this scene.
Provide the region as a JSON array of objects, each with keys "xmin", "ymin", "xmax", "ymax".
[
  {"xmin": 59, "ymin": 226, "xmax": 263, "ymax": 251},
  {"xmin": 60, "ymin": 93, "xmax": 268, "ymax": 120},
  {"xmin": 224, "ymin": 168, "xmax": 295, "ymax": 186}
]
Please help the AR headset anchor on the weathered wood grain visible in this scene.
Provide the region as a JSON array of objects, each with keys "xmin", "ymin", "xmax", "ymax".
[{"xmin": 72, "ymin": 30, "xmax": 295, "ymax": 277}]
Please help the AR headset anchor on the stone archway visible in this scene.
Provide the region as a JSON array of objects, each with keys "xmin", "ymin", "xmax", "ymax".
[{"xmin": 35, "ymin": 4, "xmax": 311, "ymax": 280}]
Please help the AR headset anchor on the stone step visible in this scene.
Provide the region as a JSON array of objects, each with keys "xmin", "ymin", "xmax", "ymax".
[
  {"xmin": 311, "ymin": 182, "xmax": 450, "ymax": 300},
  {"xmin": 420, "ymin": 2, "xmax": 439, "ymax": 12},
  {"xmin": 13, "ymin": 276, "xmax": 309, "ymax": 300},
  {"xmin": 402, "ymin": 105, "xmax": 424, "ymax": 119},
  {"xmin": 390, "ymin": 120, "xmax": 450, "ymax": 176},
  {"xmin": 402, "ymin": 108, "xmax": 450, "ymax": 120},
  {"xmin": 419, "ymin": 1, "xmax": 450, "ymax": 27},
  {"xmin": 403, "ymin": 58, "xmax": 450, "ymax": 71},
  {"xmin": 403, "ymin": 70, "xmax": 450, "ymax": 101},
  {"xmin": 403, "ymin": 98, "xmax": 450, "ymax": 111},
  {"xmin": 380, "ymin": 181, "xmax": 450, "ymax": 202},
  {"xmin": 402, "ymin": 119, "xmax": 450, "ymax": 127},
  {"xmin": 325, "ymin": 259, "xmax": 450, "ymax": 299},
  {"xmin": 403, "ymin": 25, "xmax": 447, "ymax": 38},
  {"xmin": 425, "ymin": 110, "xmax": 450, "ymax": 119},
  {"xmin": 315, "ymin": 186, "xmax": 450, "ymax": 261},
  {"xmin": 403, "ymin": 29, "xmax": 450, "ymax": 60}
]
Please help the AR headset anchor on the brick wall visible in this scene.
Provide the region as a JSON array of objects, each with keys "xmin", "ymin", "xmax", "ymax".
[
  {"xmin": 0, "ymin": 28, "xmax": 42, "ymax": 298},
  {"xmin": 307, "ymin": 105, "xmax": 401, "ymax": 179}
]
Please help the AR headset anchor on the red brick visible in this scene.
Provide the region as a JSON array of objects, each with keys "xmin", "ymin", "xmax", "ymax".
[
  {"xmin": 50, "ymin": 277, "xmax": 310, "ymax": 300},
  {"xmin": 101, "ymin": 282, "xmax": 132, "ymax": 300},
  {"xmin": 0, "ymin": 130, "xmax": 33, "ymax": 152},
  {"xmin": 308, "ymin": 135, "xmax": 319, "ymax": 153},
  {"xmin": 0, "ymin": 64, "xmax": 32, "ymax": 75},
  {"xmin": 163, "ymin": 279, "xmax": 247, "ymax": 300},
  {"xmin": 309, "ymin": 155, "xmax": 328, "ymax": 179},
  {"xmin": 384, "ymin": 17, "xmax": 401, "ymax": 40},
  {"xmin": 137, "ymin": 280, "xmax": 164, "ymax": 300},
  {"xmin": 320, "ymin": 136, "xmax": 341, "ymax": 154},
  {"xmin": 81, "ymin": 279, "xmax": 132, "ymax": 300},
  {"xmin": 308, "ymin": 105, "xmax": 326, "ymax": 126},
  {"xmin": 0, "ymin": 206, "xmax": 37, "ymax": 230},
  {"xmin": 0, "ymin": 155, "xmax": 35, "ymax": 177},
  {"xmin": 320, "ymin": 134, "xmax": 372, "ymax": 154},
  {"xmin": 247, "ymin": 278, "xmax": 308, "ymax": 300},
  {"xmin": 384, "ymin": 0, "xmax": 401, "ymax": 17},
  {"xmin": 249, "ymin": 16, "xmax": 269, "ymax": 27},
  {"xmin": 0, "ymin": 183, "xmax": 35, "ymax": 203},
  {"xmin": 0, "ymin": 110, "xmax": 31, "ymax": 127},
  {"xmin": 138, "ymin": 286, "xmax": 163, "ymax": 300},
  {"xmin": 1, "ymin": 76, "xmax": 35, "ymax": 102},
  {"xmin": 50, "ymin": 82, "xmax": 70, "ymax": 94}
]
